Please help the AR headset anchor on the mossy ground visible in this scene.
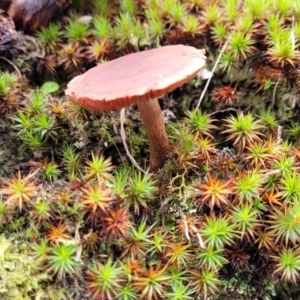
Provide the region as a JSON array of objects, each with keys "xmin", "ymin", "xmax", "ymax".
[{"xmin": 1, "ymin": 0, "xmax": 300, "ymax": 299}]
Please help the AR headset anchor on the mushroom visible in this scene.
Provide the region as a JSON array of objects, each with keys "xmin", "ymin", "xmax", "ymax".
[{"xmin": 65, "ymin": 44, "xmax": 207, "ymax": 171}]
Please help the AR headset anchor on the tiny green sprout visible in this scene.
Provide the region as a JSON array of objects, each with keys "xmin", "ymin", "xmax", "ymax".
[
  {"xmin": 168, "ymin": 2, "xmax": 187, "ymax": 25},
  {"xmin": 132, "ymin": 263, "xmax": 170, "ymax": 299},
  {"xmin": 148, "ymin": 18, "xmax": 166, "ymax": 45},
  {"xmin": 124, "ymin": 171, "xmax": 157, "ymax": 215},
  {"xmin": 280, "ymin": 172, "xmax": 300, "ymax": 203},
  {"xmin": 252, "ymin": 197, "xmax": 268, "ymax": 214},
  {"xmin": 266, "ymin": 29, "xmax": 300, "ymax": 67},
  {"xmin": 43, "ymin": 161, "xmax": 61, "ymax": 182},
  {"xmin": 11, "ymin": 111, "xmax": 33, "ymax": 135},
  {"xmin": 65, "ymin": 19, "xmax": 90, "ymax": 43},
  {"xmin": 93, "ymin": 15, "xmax": 112, "ymax": 39},
  {"xmin": 36, "ymin": 23, "xmax": 62, "ymax": 52},
  {"xmin": 0, "ymin": 72, "xmax": 18, "ymax": 97},
  {"xmin": 197, "ymin": 136, "xmax": 216, "ymax": 161},
  {"xmin": 175, "ymin": 132, "xmax": 196, "ymax": 155},
  {"xmin": 0, "ymin": 170, "xmax": 36, "ymax": 211},
  {"xmin": 197, "ymin": 246, "xmax": 228, "ymax": 269},
  {"xmin": 0, "ymin": 71, "xmax": 19, "ymax": 85},
  {"xmin": 32, "ymin": 238, "xmax": 49, "ymax": 262},
  {"xmin": 181, "ymin": 14, "xmax": 201, "ymax": 35},
  {"xmin": 190, "ymin": 267, "xmax": 222, "ymax": 300},
  {"xmin": 0, "ymin": 197, "xmax": 12, "ymax": 226},
  {"xmin": 114, "ymin": 12, "xmax": 135, "ymax": 48},
  {"xmin": 272, "ymin": 0, "xmax": 294, "ymax": 17},
  {"xmin": 287, "ymin": 121, "xmax": 300, "ymax": 140},
  {"xmin": 61, "ymin": 145, "xmax": 81, "ymax": 176},
  {"xmin": 66, "ymin": 101, "xmax": 92, "ymax": 120},
  {"xmin": 161, "ymin": 0, "xmax": 178, "ymax": 15},
  {"xmin": 81, "ymin": 181, "xmax": 113, "ymax": 213},
  {"xmin": 196, "ymin": 173, "xmax": 232, "ymax": 210},
  {"xmin": 228, "ymin": 32, "xmax": 256, "ymax": 61},
  {"xmin": 200, "ymin": 215, "xmax": 238, "ymax": 248},
  {"xmin": 121, "ymin": 0, "xmax": 138, "ymax": 15},
  {"xmin": 269, "ymin": 204, "xmax": 300, "ymax": 245},
  {"xmin": 168, "ymin": 267, "xmax": 189, "ymax": 285},
  {"xmin": 165, "ymin": 281, "xmax": 195, "ymax": 300},
  {"xmin": 260, "ymin": 78, "xmax": 276, "ymax": 91},
  {"xmin": 118, "ymin": 284, "xmax": 138, "ymax": 300},
  {"xmin": 47, "ymin": 243, "xmax": 80, "ymax": 279},
  {"xmin": 145, "ymin": 7, "xmax": 161, "ymax": 21},
  {"xmin": 32, "ymin": 113, "xmax": 57, "ymax": 140},
  {"xmin": 183, "ymin": 110, "xmax": 217, "ymax": 139},
  {"xmin": 21, "ymin": 132, "xmax": 46, "ymax": 151},
  {"xmin": 232, "ymin": 204, "xmax": 260, "ymax": 240},
  {"xmin": 94, "ymin": 0, "xmax": 112, "ymax": 17},
  {"xmin": 88, "ymin": 40, "xmax": 109, "ymax": 62},
  {"xmin": 244, "ymin": 140, "xmax": 273, "ymax": 168},
  {"xmin": 84, "ymin": 153, "xmax": 114, "ymax": 182},
  {"xmin": 166, "ymin": 242, "xmax": 193, "ymax": 267},
  {"xmin": 86, "ymin": 258, "xmax": 124, "ymax": 299},
  {"xmin": 40, "ymin": 81, "xmax": 60, "ymax": 94},
  {"xmin": 273, "ymin": 155, "xmax": 296, "ymax": 177},
  {"xmin": 218, "ymin": 51, "xmax": 240, "ymax": 73},
  {"xmin": 264, "ymin": 14, "xmax": 284, "ymax": 35},
  {"xmin": 211, "ymin": 23, "xmax": 228, "ymax": 45},
  {"xmin": 232, "ymin": 170, "xmax": 265, "ymax": 203},
  {"xmin": 258, "ymin": 108, "xmax": 278, "ymax": 132},
  {"xmin": 223, "ymin": 0, "xmax": 240, "ymax": 22},
  {"xmin": 121, "ymin": 219, "xmax": 154, "ymax": 258},
  {"xmin": 244, "ymin": 0, "xmax": 270, "ymax": 19},
  {"xmin": 25, "ymin": 224, "xmax": 40, "ymax": 239},
  {"xmin": 273, "ymin": 247, "xmax": 300, "ymax": 282},
  {"xmin": 32, "ymin": 199, "xmax": 52, "ymax": 224},
  {"xmin": 202, "ymin": 5, "xmax": 221, "ymax": 24},
  {"xmin": 146, "ymin": 229, "xmax": 170, "ymax": 256},
  {"xmin": 27, "ymin": 90, "xmax": 47, "ymax": 115},
  {"xmin": 222, "ymin": 112, "xmax": 265, "ymax": 151},
  {"xmin": 282, "ymin": 140, "xmax": 293, "ymax": 153},
  {"xmin": 113, "ymin": 166, "xmax": 131, "ymax": 196},
  {"xmin": 234, "ymin": 14, "xmax": 256, "ymax": 34}
]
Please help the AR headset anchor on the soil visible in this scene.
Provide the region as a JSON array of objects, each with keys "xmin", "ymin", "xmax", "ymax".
[
  {"xmin": 0, "ymin": 116, "xmax": 29, "ymax": 177},
  {"xmin": 1, "ymin": 5, "xmax": 300, "ymax": 300}
]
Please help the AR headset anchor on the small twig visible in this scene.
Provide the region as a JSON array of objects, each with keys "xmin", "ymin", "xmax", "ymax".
[
  {"xmin": 179, "ymin": 208, "xmax": 191, "ymax": 241},
  {"xmin": 291, "ymin": 15, "xmax": 295, "ymax": 51},
  {"xmin": 272, "ymin": 77, "xmax": 281, "ymax": 108},
  {"xmin": 263, "ymin": 169, "xmax": 281, "ymax": 177},
  {"xmin": 26, "ymin": 168, "xmax": 41, "ymax": 180},
  {"xmin": 195, "ymin": 0, "xmax": 244, "ymax": 110},
  {"xmin": 196, "ymin": 36, "xmax": 230, "ymax": 109},
  {"xmin": 74, "ymin": 222, "xmax": 82, "ymax": 262},
  {"xmin": 0, "ymin": 56, "xmax": 22, "ymax": 79},
  {"xmin": 120, "ymin": 108, "xmax": 147, "ymax": 174},
  {"xmin": 191, "ymin": 224, "xmax": 206, "ymax": 249},
  {"xmin": 179, "ymin": 208, "xmax": 205, "ymax": 248},
  {"xmin": 209, "ymin": 107, "xmax": 238, "ymax": 117},
  {"xmin": 277, "ymin": 125, "xmax": 283, "ymax": 142}
]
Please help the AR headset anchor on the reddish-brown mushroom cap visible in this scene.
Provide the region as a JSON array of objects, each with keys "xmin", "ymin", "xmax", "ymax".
[
  {"xmin": 65, "ymin": 45, "xmax": 207, "ymax": 171},
  {"xmin": 65, "ymin": 45, "xmax": 206, "ymax": 110}
]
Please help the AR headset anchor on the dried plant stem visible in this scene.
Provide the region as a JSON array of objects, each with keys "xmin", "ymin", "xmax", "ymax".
[
  {"xmin": 196, "ymin": 37, "xmax": 230, "ymax": 109},
  {"xmin": 120, "ymin": 108, "xmax": 147, "ymax": 174},
  {"xmin": 0, "ymin": 56, "xmax": 22, "ymax": 79}
]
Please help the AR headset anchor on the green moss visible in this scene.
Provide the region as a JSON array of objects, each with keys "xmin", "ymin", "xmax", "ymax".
[{"xmin": 0, "ymin": 234, "xmax": 71, "ymax": 299}]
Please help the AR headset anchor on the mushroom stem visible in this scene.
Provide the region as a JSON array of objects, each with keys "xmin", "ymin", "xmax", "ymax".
[{"xmin": 137, "ymin": 98, "xmax": 171, "ymax": 172}]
